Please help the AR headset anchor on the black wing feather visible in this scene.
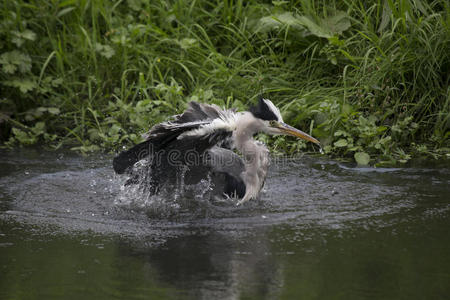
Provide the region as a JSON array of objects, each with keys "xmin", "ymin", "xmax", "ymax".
[
  {"xmin": 113, "ymin": 121, "xmax": 207, "ymax": 174},
  {"xmin": 113, "ymin": 101, "xmax": 231, "ymax": 174}
]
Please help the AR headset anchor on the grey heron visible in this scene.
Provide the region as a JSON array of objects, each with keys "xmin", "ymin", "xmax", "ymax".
[{"xmin": 113, "ymin": 98, "xmax": 320, "ymax": 205}]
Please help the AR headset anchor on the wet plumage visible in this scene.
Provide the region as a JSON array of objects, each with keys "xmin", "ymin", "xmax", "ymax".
[{"xmin": 113, "ymin": 98, "xmax": 320, "ymax": 205}]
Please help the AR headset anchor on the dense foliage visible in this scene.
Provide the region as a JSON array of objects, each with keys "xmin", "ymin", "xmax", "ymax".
[{"xmin": 0, "ymin": 0, "xmax": 449, "ymax": 165}]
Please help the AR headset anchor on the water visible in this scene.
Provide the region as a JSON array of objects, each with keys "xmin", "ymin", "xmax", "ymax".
[{"xmin": 0, "ymin": 149, "xmax": 449, "ymax": 299}]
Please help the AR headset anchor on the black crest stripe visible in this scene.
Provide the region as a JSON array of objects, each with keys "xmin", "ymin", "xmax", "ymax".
[{"xmin": 249, "ymin": 98, "xmax": 278, "ymax": 121}]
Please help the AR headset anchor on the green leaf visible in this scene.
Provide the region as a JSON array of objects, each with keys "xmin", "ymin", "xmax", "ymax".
[
  {"xmin": 2, "ymin": 63, "xmax": 16, "ymax": 74},
  {"xmin": 297, "ymin": 15, "xmax": 331, "ymax": 38},
  {"xmin": 378, "ymin": 0, "xmax": 392, "ymax": 33},
  {"xmin": 2, "ymin": 79, "xmax": 37, "ymax": 93},
  {"xmin": 88, "ymin": 128, "xmax": 101, "ymax": 141},
  {"xmin": 272, "ymin": 1, "xmax": 289, "ymax": 6},
  {"xmin": 322, "ymin": 145, "xmax": 332, "ymax": 153},
  {"xmin": 47, "ymin": 107, "xmax": 60, "ymax": 115},
  {"xmin": 22, "ymin": 30, "xmax": 37, "ymax": 41},
  {"xmin": 57, "ymin": 6, "xmax": 76, "ymax": 17},
  {"xmin": 257, "ymin": 12, "xmax": 305, "ymax": 33},
  {"xmin": 52, "ymin": 78, "xmax": 63, "ymax": 87},
  {"xmin": 354, "ymin": 152, "xmax": 370, "ymax": 165},
  {"xmin": 179, "ymin": 38, "xmax": 198, "ymax": 50},
  {"xmin": 18, "ymin": 79, "xmax": 37, "ymax": 93},
  {"xmin": 341, "ymin": 103, "xmax": 353, "ymax": 115},
  {"xmin": 296, "ymin": 11, "xmax": 350, "ymax": 38},
  {"xmin": 10, "ymin": 30, "xmax": 36, "ymax": 47},
  {"xmin": 334, "ymin": 130, "xmax": 347, "ymax": 137},
  {"xmin": 59, "ymin": 0, "xmax": 77, "ymax": 7},
  {"xmin": 334, "ymin": 139, "xmax": 348, "ymax": 147},
  {"xmin": 102, "ymin": 45, "xmax": 115, "ymax": 58},
  {"xmin": 348, "ymin": 145, "xmax": 363, "ymax": 151},
  {"xmin": 31, "ymin": 122, "xmax": 46, "ymax": 135},
  {"xmin": 258, "ymin": 16, "xmax": 282, "ymax": 33},
  {"xmin": 12, "ymin": 128, "xmax": 35, "ymax": 145},
  {"xmin": 0, "ymin": 51, "xmax": 32, "ymax": 74},
  {"xmin": 127, "ymin": 0, "xmax": 142, "ymax": 11},
  {"xmin": 11, "ymin": 36, "xmax": 25, "ymax": 47},
  {"xmin": 276, "ymin": 12, "xmax": 302, "ymax": 29},
  {"xmin": 322, "ymin": 11, "xmax": 351, "ymax": 35},
  {"xmin": 95, "ymin": 43, "xmax": 115, "ymax": 59},
  {"xmin": 330, "ymin": 56, "xmax": 337, "ymax": 65}
]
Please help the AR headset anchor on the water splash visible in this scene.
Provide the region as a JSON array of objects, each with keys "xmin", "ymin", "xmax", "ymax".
[
  {"xmin": 1, "ymin": 150, "xmax": 448, "ymax": 235},
  {"xmin": 114, "ymin": 165, "xmax": 218, "ymax": 217}
]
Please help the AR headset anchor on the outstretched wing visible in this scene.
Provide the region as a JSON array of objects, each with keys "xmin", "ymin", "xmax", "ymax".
[
  {"xmin": 113, "ymin": 101, "xmax": 236, "ymax": 174},
  {"xmin": 112, "ymin": 120, "xmax": 210, "ymax": 174}
]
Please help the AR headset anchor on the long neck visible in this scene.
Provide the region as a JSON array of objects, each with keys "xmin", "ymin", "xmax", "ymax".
[
  {"xmin": 234, "ymin": 112, "xmax": 269, "ymax": 205},
  {"xmin": 234, "ymin": 112, "xmax": 262, "ymax": 151}
]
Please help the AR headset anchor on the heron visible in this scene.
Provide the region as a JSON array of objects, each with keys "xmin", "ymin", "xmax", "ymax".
[{"xmin": 113, "ymin": 98, "xmax": 320, "ymax": 205}]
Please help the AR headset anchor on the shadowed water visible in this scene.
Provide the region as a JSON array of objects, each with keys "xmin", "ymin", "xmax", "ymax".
[{"xmin": 0, "ymin": 149, "xmax": 449, "ymax": 299}]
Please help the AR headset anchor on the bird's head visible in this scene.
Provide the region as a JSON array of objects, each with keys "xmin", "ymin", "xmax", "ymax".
[{"xmin": 249, "ymin": 98, "xmax": 320, "ymax": 145}]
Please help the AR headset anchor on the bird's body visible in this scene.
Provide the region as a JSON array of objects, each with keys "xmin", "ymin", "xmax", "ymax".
[{"xmin": 113, "ymin": 99, "xmax": 320, "ymax": 205}]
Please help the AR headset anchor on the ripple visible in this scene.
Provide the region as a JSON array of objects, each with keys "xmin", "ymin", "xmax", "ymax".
[{"xmin": 0, "ymin": 151, "xmax": 449, "ymax": 239}]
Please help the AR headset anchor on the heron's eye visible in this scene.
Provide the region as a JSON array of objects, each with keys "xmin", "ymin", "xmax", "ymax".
[{"xmin": 269, "ymin": 120, "xmax": 277, "ymax": 126}]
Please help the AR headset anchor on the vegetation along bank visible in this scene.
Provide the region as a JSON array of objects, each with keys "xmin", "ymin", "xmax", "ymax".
[{"xmin": 0, "ymin": 0, "xmax": 449, "ymax": 165}]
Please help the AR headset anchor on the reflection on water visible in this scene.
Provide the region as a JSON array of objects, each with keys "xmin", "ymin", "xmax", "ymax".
[{"xmin": 0, "ymin": 149, "xmax": 449, "ymax": 299}]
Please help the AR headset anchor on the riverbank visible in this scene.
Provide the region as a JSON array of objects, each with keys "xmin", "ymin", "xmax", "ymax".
[{"xmin": 0, "ymin": 0, "xmax": 448, "ymax": 165}]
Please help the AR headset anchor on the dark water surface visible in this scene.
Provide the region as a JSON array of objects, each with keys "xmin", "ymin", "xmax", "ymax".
[{"xmin": 0, "ymin": 149, "xmax": 449, "ymax": 299}]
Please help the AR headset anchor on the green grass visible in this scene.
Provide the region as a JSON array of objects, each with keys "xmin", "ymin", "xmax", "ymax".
[{"xmin": 0, "ymin": 0, "xmax": 449, "ymax": 165}]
